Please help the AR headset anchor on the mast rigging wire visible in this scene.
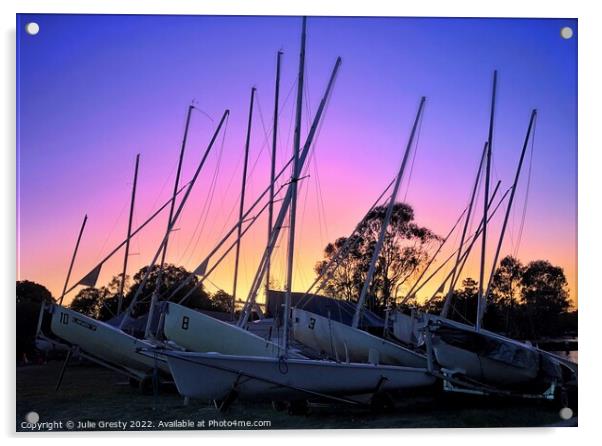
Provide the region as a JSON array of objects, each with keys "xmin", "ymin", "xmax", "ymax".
[
  {"xmin": 403, "ymin": 104, "xmax": 425, "ymax": 202},
  {"xmin": 296, "ymin": 177, "xmax": 396, "ymax": 309},
  {"xmin": 177, "ymin": 113, "xmax": 230, "ymax": 265},
  {"xmin": 513, "ymin": 116, "xmax": 537, "ymax": 258}
]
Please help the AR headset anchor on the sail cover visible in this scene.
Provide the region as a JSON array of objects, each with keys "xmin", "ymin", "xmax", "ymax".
[
  {"xmin": 436, "ymin": 323, "xmax": 540, "ymax": 371},
  {"xmin": 266, "ymin": 290, "xmax": 384, "ymax": 329}
]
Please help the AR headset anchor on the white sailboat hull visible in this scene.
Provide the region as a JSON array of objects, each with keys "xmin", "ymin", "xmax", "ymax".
[
  {"xmin": 429, "ymin": 318, "xmax": 544, "ymax": 386},
  {"xmin": 292, "ymin": 308, "xmax": 426, "ymax": 367},
  {"xmin": 45, "ymin": 304, "xmax": 168, "ymax": 379},
  {"xmin": 162, "ymin": 302, "xmax": 285, "ymax": 357},
  {"xmin": 163, "ymin": 350, "xmax": 436, "ymax": 401},
  {"xmin": 432, "ymin": 337, "xmax": 539, "ymax": 386},
  {"xmin": 391, "ymin": 311, "xmax": 425, "ymax": 347}
]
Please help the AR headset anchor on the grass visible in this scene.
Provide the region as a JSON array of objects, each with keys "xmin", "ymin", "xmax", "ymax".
[{"xmin": 16, "ymin": 361, "xmax": 571, "ymax": 431}]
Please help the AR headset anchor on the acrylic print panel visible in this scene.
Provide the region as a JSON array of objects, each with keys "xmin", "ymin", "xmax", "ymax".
[{"xmin": 16, "ymin": 14, "xmax": 577, "ymax": 431}]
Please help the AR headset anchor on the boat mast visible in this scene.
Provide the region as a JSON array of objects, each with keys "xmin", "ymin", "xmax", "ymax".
[
  {"xmin": 400, "ymin": 204, "xmax": 469, "ymax": 307},
  {"xmin": 422, "ymin": 182, "xmax": 505, "ymax": 305},
  {"xmin": 266, "ymin": 50, "xmax": 283, "ymax": 304},
  {"xmin": 117, "ymin": 153, "xmax": 140, "ymax": 315},
  {"xmin": 145, "ymin": 105, "xmax": 194, "ymax": 337},
  {"xmin": 161, "ymin": 104, "xmax": 194, "ymax": 268},
  {"xmin": 62, "ymin": 183, "xmax": 188, "ymax": 299},
  {"xmin": 352, "ymin": 97, "xmax": 426, "ymax": 329},
  {"xmin": 232, "ymin": 87, "xmax": 256, "ymax": 319},
  {"xmin": 176, "ymin": 199, "xmax": 275, "ymax": 305},
  {"xmin": 440, "ymin": 142, "xmax": 487, "ymax": 317},
  {"xmin": 476, "ymin": 70, "xmax": 497, "ymax": 332},
  {"xmin": 283, "ymin": 17, "xmax": 307, "ymax": 353},
  {"xmin": 303, "ymin": 178, "xmax": 395, "ymax": 300},
  {"xmin": 122, "ymin": 109, "xmax": 229, "ymax": 331},
  {"xmin": 58, "ymin": 214, "xmax": 88, "ymax": 305},
  {"xmin": 238, "ymin": 56, "xmax": 342, "ymax": 328},
  {"xmin": 480, "ymin": 109, "xmax": 537, "ymax": 325},
  {"xmin": 170, "ymin": 159, "xmax": 297, "ymax": 304}
]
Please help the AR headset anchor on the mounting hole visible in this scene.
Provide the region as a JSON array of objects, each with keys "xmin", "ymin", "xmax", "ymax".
[
  {"xmin": 560, "ymin": 26, "xmax": 573, "ymax": 40},
  {"xmin": 25, "ymin": 22, "xmax": 40, "ymax": 36},
  {"xmin": 25, "ymin": 411, "xmax": 40, "ymax": 423},
  {"xmin": 559, "ymin": 407, "xmax": 573, "ymax": 420}
]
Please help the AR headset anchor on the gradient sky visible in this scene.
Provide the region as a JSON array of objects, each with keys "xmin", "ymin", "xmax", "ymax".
[{"xmin": 16, "ymin": 14, "xmax": 577, "ymax": 308}]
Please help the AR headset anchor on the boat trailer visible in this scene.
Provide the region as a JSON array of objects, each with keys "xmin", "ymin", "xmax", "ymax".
[{"xmin": 422, "ymin": 323, "xmax": 562, "ymax": 402}]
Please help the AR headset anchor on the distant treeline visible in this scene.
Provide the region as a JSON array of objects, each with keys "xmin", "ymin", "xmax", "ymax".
[
  {"xmin": 67, "ymin": 264, "xmax": 232, "ymax": 321},
  {"xmin": 17, "ymin": 202, "xmax": 576, "ymax": 360},
  {"xmin": 420, "ymin": 261, "xmax": 577, "ymax": 340},
  {"xmin": 16, "ymin": 265, "xmax": 233, "ymax": 360},
  {"xmin": 314, "ymin": 202, "xmax": 576, "ymax": 340}
]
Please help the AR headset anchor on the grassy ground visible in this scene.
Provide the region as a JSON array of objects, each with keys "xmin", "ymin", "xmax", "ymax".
[{"xmin": 16, "ymin": 361, "xmax": 573, "ymax": 431}]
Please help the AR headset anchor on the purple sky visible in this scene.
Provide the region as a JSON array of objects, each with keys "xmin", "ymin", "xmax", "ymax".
[{"xmin": 16, "ymin": 14, "xmax": 577, "ymax": 306}]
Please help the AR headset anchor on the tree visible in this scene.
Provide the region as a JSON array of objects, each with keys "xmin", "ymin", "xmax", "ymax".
[
  {"xmin": 448, "ymin": 277, "xmax": 479, "ymax": 325},
  {"xmin": 96, "ymin": 274, "xmax": 130, "ymax": 321},
  {"xmin": 17, "ymin": 280, "xmax": 54, "ymax": 305},
  {"xmin": 16, "ymin": 281, "xmax": 54, "ymax": 360},
  {"xmin": 126, "ymin": 264, "xmax": 212, "ymax": 316},
  {"xmin": 67, "ymin": 274, "xmax": 132, "ymax": 321},
  {"xmin": 491, "ymin": 256, "xmax": 524, "ymax": 305},
  {"xmin": 520, "ymin": 260, "xmax": 570, "ymax": 338},
  {"xmin": 314, "ymin": 234, "xmax": 370, "ymax": 302},
  {"xmin": 68, "ymin": 264, "xmax": 228, "ymax": 322},
  {"xmin": 489, "ymin": 256, "xmax": 525, "ymax": 336},
  {"xmin": 415, "ymin": 257, "xmax": 574, "ymax": 340},
  {"xmin": 210, "ymin": 289, "xmax": 234, "ymax": 314},
  {"xmin": 315, "ymin": 202, "xmax": 439, "ymax": 312},
  {"xmin": 70, "ymin": 287, "xmax": 104, "ymax": 318},
  {"xmin": 416, "ymin": 277, "xmax": 480, "ymax": 324}
]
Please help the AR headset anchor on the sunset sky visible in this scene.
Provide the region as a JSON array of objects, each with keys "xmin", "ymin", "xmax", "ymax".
[{"xmin": 16, "ymin": 14, "xmax": 577, "ymax": 308}]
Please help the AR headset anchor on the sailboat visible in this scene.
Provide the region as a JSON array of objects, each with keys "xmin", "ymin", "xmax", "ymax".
[
  {"xmin": 40, "ymin": 303, "xmax": 172, "ymax": 380},
  {"xmin": 37, "ymin": 108, "xmax": 230, "ymax": 383},
  {"xmin": 37, "ymin": 153, "xmax": 174, "ymax": 382},
  {"xmin": 291, "ymin": 94, "xmax": 430, "ymax": 368},
  {"xmin": 156, "ymin": 18, "xmax": 436, "ymax": 405},
  {"xmin": 160, "ymin": 301, "xmax": 287, "ymax": 357},
  {"xmin": 156, "ymin": 61, "xmax": 291, "ymax": 358},
  {"xmin": 158, "ymin": 349, "xmax": 434, "ymax": 402},
  {"xmin": 390, "ymin": 178, "xmax": 510, "ymax": 348},
  {"xmin": 157, "ymin": 27, "xmax": 346, "ymax": 358},
  {"xmin": 292, "ymin": 308, "xmax": 426, "ymax": 367},
  {"xmin": 421, "ymin": 72, "xmax": 575, "ymax": 393}
]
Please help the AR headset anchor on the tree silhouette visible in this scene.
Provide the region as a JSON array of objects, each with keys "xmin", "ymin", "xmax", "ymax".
[
  {"xmin": 211, "ymin": 289, "xmax": 234, "ymax": 314},
  {"xmin": 70, "ymin": 287, "xmax": 104, "ymax": 318},
  {"xmin": 315, "ymin": 234, "xmax": 369, "ymax": 302},
  {"xmin": 17, "ymin": 280, "xmax": 54, "ymax": 305},
  {"xmin": 521, "ymin": 260, "xmax": 570, "ymax": 338},
  {"xmin": 96, "ymin": 274, "xmax": 130, "ymax": 320},
  {"xmin": 67, "ymin": 264, "xmax": 216, "ymax": 320},
  {"xmin": 16, "ymin": 281, "xmax": 54, "ymax": 359},
  {"xmin": 444, "ymin": 277, "xmax": 479, "ymax": 325},
  {"xmin": 315, "ymin": 202, "xmax": 439, "ymax": 312},
  {"xmin": 490, "ymin": 256, "xmax": 525, "ymax": 336},
  {"xmin": 119, "ymin": 265, "xmax": 214, "ymax": 317},
  {"xmin": 415, "ymin": 256, "xmax": 574, "ymax": 340}
]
